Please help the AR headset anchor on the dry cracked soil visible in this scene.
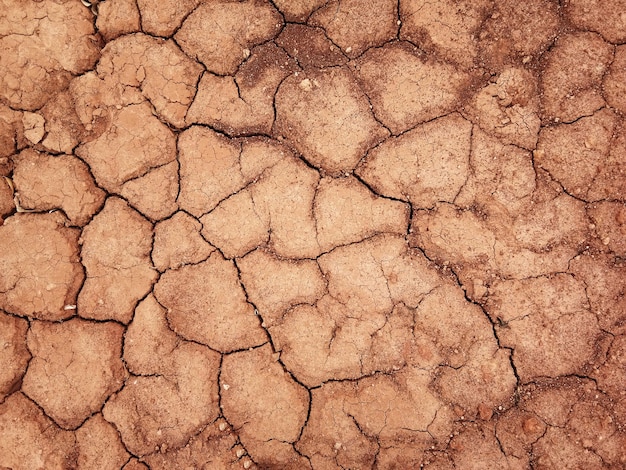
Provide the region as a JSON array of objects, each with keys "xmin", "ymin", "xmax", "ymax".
[{"xmin": 0, "ymin": 0, "xmax": 625, "ymax": 469}]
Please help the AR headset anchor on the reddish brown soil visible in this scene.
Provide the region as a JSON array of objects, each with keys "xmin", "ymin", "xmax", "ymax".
[{"xmin": 1, "ymin": 0, "xmax": 625, "ymax": 469}]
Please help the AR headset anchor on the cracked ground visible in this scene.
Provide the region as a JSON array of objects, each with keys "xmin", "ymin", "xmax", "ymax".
[{"xmin": 0, "ymin": 0, "xmax": 625, "ymax": 468}]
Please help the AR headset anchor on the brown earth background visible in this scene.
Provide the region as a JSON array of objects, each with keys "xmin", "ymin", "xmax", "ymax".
[{"xmin": 1, "ymin": 0, "xmax": 626, "ymax": 468}]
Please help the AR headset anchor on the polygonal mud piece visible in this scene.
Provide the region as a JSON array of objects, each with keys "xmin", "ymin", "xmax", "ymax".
[
  {"xmin": 152, "ymin": 212, "xmax": 214, "ymax": 271},
  {"xmin": 314, "ymin": 176, "xmax": 409, "ymax": 251},
  {"xmin": 419, "ymin": 286, "xmax": 516, "ymax": 414},
  {"xmin": 400, "ymin": 0, "xmax": 490, "ymax": 69},
  {"xmin": 97, "ymin": 34, "xmax": 203, "ymax": 128},
  {"xmin": 589, "ymin": 118, "xmax": 626, "ymax": 202},
  {"xmin": 570, "ymin": 254, "xmax": 626, "ymax": 336},
  {"xmin": 96, "ymin": 0, "xmax": 141, "ymax": 42},
  {"xmin": 21, "ymin": 111, "xmax": 45, "ymax": 145},
  {"xmin": 0, "ymin": 104, "xmax": 24, "ymax": 160},
  {"xmin": 478, "ymin": 0, "xmax": 560, "ymax": 70},
  {"xmin": 221, "ymin": 345, "xmax": 310, "ymax": 467},
  {"xmin": 276, "ymin": 24, "xmax": 348, "ymax": 69},
  {"xmin": 565, "ymin": 0, "xmax": 626, "ymax": 44},
  {"xmin": 175, "ymin": 0, "xmax": 282, "ymax": 75},
  {"xmin": 298, "ymin": 368, "xmax": 441, "ymax": 469},
  {"xmin": 75, "ymin": 414, "xmax": 130, "ymax": 470},
  {"xmin": 136, "ymin": 0, "xmax": 200, "ymax": 37},
  {"xmin": 592, "ymin": 335, "xmax": 626, "ymax": 402},
  {"xmin": 588, "ymin": 202, "xmax": 626, "ymax": 256},
  {"xmin": 272, "ymin": 0, "xmax": 326, "ymax": 22},
  {"xmin": 0, "ymin": 177, "xmax": 14, "ymax": 220},
  {"xmin": 486, "ymin": 275, "xmax": 601, "ymax": 381},
  {"xmin": 272, "ymin": 235, "xmax": 444, "ymax": 386},
  {"xmin": 495, "ymin": 409, "xmax": 546, "ymax": 463},
  {"xmin": 186, "ymin": 43, "xmax": 298, "ymax": 135},
  {"xmin": 604, "ymin": 45, "xmax": 626, "ymax": 114},
  {"xmin": 200, "ymin": 189, "xmax": 269, "ymax": 259},
  {"xmin": 76, "ymin": 102, "xmax": 177, "ymax": 192},
  {"xmin": 249, "ymin": 156, "xmax": 321, "ymax": 258},
  {"xmin": 120, "ymin": 161, "xmax": 179, "ymax": 221},
  {"xmin": 464, "ymin": 67, "xmax": 541, "ymax": 149},
  {"xmin": 103, "ymin": 342, "xmax": 221, "ymax": 457},
  {"xmin": 353, "ymin": 42, "xmax": 471, "ymax": 134},
  {"xmin": 0, "ymin": 311, "xmax": 29, "ymax": 401},
  {"xmin": 357, "ymin": 113, "xmax": 472, "ymax": 208},
  {"xmin": 0, "ymin": 393, "xmax": 76, "ymax": 470},
  {"xmin": 0, "ymin": 213, "xmax": 83, "ymax": 321},
  {"xmin": 144, "ymin": 421, "xmax": 239, "ymax": 470},
  {"xmin": 237, "ymin": 249, "xmax": 326, "ymax": 326},
  {"xmin": 533, "ymin": 427, "xmax": 604, "ymax": 469},
  {"xmin": 154, "ymin": 251, "xmax": 266, "ymax": 352},
  {"xmin": 12, "ymin": 149, "xmax": 105, "ymax": 226},
  {"xmin": 178, "ymin": 126, "xmax": 245, "ymax": 217},
  {"xmin": 448, "ymin": 425, "xmax": 512, "ymax": 469},
  {"xmin": 39, "ymin": 91, "xmax": 86, "ymax": 154},
  {"xmin": 275, "ymin": 67, "xmax": 388, "ymax": 174},
  {"xmin": 455, "ymin": 129, "xmax": 536, "ymax": 218},
  {"xmin": 309, "ymin": 0, "xmax": 397, "ymax": 58},
  {"xmin": 535, "ymin": 108, "xmax": 617, "ymax": 201},
  {"xmin": 78, "ymin": 197, "xmax": 157, "ymax": 323},
  {"xmin": 539, "ymin": 32, "xmax": 613, "ymax": 123},
  {"xmin": 123, "ymin": 460, "xmax": 149, "ymax": 470},
  {"xmin": 123, "ymin": 295, "xmax": 178, "ymax": 376},
  {"xmin": 0, "ymin": 0, "xmax": 100, "ymax": 110},
  {"xmin": 22, "ymin": 318, "xmax": 126, "ymax": 430}
]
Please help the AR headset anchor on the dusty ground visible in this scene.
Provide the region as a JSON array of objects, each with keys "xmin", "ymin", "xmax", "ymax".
[{"xmin": 0, "ymin": 0, "xmax": 625, "ymax": 468}]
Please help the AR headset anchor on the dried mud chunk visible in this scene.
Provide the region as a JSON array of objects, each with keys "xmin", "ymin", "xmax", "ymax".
[
  {"xmin": 449, "ymin": 426, "xmax": 512, "ymax": 469},
  {"xmin": 75, "ymin": 414, "xmax": 130, "ymax": 470},
  {"xmin": 96, "ymin": 0, "xmax": 140, "ymax": 42},
  {"xmin": 314, "ymin": 176, "xmax": 409, "ymax": 251},
  {"xmin": 298, "ymin": 369, "xmax": 441, "ymax": 468},
  {"xmin": 354, "ymin": 43, "xmax": 471, "ymax": 134},
  {"xmin": 78, "ymin": 197, "xmax": 157, "ymax": 323},
  {"xmin": 487, "ymin": 275, "xmax": 601, "ymax": 381},
  {"xmin": 22, "ymin": 112, "xmax": 45, "ymax": 145},
  {"xmin": 570, "ymin": 254, "xmax": 626, "ymax": 335},
  {"xmin": 200, "ymin": 189, "xmax": 269, "ymax": 259},
  {"xmin": 0, "ymin": 393, "xmax": 75, "ymax": 470},
  {"xmin": 221, "ymin": 345, "xmax": 309, "ymax": 466},
  {"xmin": 588, "ymin": 202, "xmax": 626, "ymax": 256},
  {"xmin": 309, "ymin": 0, "xmax": 397, "ymax": 58},
  {"xmin": 154, "ymin": 251, "xmax": 266, "ymax": 352},
  {"xmin": 0, "ymin": 213, "xmax": 83, "ymax": 320},
  {"xmin": 272, "ymin": 0, "xmax": 326, "ymax": 22},
  {"xmin": 152, "ymin": 212, "xmax": 214, "ymax": 271},
  {"xmin": 565, "ymin": 0, "xmax": 626, "ymax": 44},
  {"xmin": 0, "ymin": 104, "xmax": 24, "ymax": 160},
  {"xmin": 97, "ymin": 34, "xmax": 203, "ymax": 128},
  {"xmin": 76, "ymin": 102, "xmax": 177, "ymax": 192},
  {"xmin": 540, "ymin": 32, "xmax": 613, "ymax": 123},
  {"xmin": 276, "ymin": 24, "xmax": 348, "ymax": 69},
  {"xmin": 0, "ymin": 177, "xmax": 15, "ymax": 220},
  {"xmin": 136, "ymin": 0, "xmax": 200, "ymax": 37},
  {"xmin": 535, "ymin": 109, "xmax": 617, "ymax": 201},
  {"xmin": 0, "ymin": 0, "xmax": 100, "ymax": 110},
  {"xmin": 0, "ymin": 312, "xmax": 29, "ymax": 401},
  {"xmin": 590, "ymin": 119, "xmax": 626, "ymax": 201},
  {"xmin": 103, "ymin": 343, "xmax": 221, "ymax": 456},
  {"xmin": 479, "ymin": 0, "xmax": 560, "ymax": 70},
  {"xmin": 22, "ymin": 318, "xmax": 125, "ymax": 429},
  {"xmin": 275, "ymin": 67, "xmax": 388, "ymax": 174},
  {"xmin": 400, "ymin": 0, "xmax": 490, "ymax": 68},
  {"xmin": 465, "ymin": 67, "xmax": 540, "ymax": 149},
  {"xmin": 593, "ymin": 335, "xmax": 626, "ymax": 402},
  {"xmin": 186, "ymin": 43, "xmax": 297, "ymax": 135},
  {"xmin": 237, "ymin": 249, "xmax": 326, "ymax": 326},
  {"xmin": 604, "ymin": 45, "xmax": 626, "ymax": 114},
  {"xmin": 175, "ymin": 1, "xmax": 282, "ymax": 75},
  {"xmin": 420, "ymin": 286, "xmax": 516, "ymax": 413},
  {"xmin": 178, "ymin": 126, "xmax": 245, "ymax": 217},
  {"xmin": 357, "ymin": 113, "xmax": 471, "ymax": 208},
  {"xmin": 39, "ymin": 91, "xmax": 85, "ymax": 154},
  {"xmin": 455, "ymin": 129, "xmax": 536, "ymax": 217},
  {"xmin": 119, "ymin": 161, "xmax": 179, "ymax": 221},
  {"xmin": 12, "ymin": 149, "xmax": 105, "ymax": 226},
  {"xmin": 144, "ymin": 421, "xmax": 239, "ymax": 470},
  {"xmin": 495, "ymin": 409, "xmax": 546, "ymax": 463}
]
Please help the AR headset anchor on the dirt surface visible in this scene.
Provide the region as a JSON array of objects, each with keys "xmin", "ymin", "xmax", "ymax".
[{"xmin": 0, "ymin": 0, "xmax": 625, "ymax": 468}]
